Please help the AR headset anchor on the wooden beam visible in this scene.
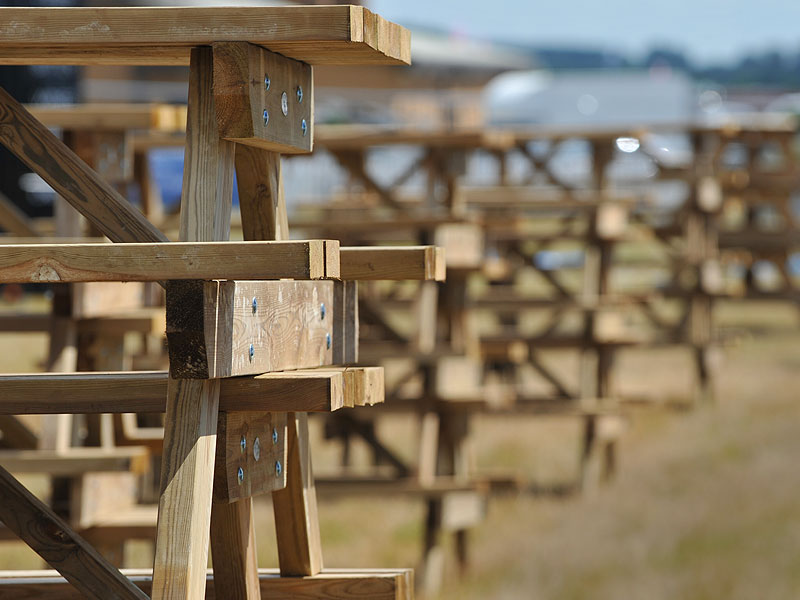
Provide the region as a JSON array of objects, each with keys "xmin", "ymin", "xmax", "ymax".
[
  {"xmin": 0, "ymin": 6, "xmax": 411, "ymax": 66},
  {"xmin": 0, "ymin": 368, "xmax": 379, "ymax": 414},
  {"xmin": 214, "ymin": 42, "xmax": 313, "ymax": 153},
  {"xmin": 0, "ymin": 191, "xmax": 38, "ymax": 237},
  {"xmin": 339, "ymin": 246, "xmax": 446, "ymax": 281},
  {"xmin": 0, "ymin": 448, "xmax": 149, "ymax": 475},
  {"xmin": 0, "ymin": 240, "xmax": 338, "ymax": 282},
  {"xmin": 0, "ymin": 87, "xmax": 168, "ymax": 244},
  {"xmin": 167, "ymin": 279, "xmax": 337, "ymax": 379},
  {"xmin": 214, "ymin": 411, "xmax": 289, "ymax": 502},
  {"xmin": 0, "ymin": 465, "xmax": 148, "ymax": 599},
  {"xmin": 27, "ymin": 103, "xmax": 187, "ymax": 133},
  {"xmin": 235, "ymin": 147, "xmax": 289, "ymax": 242},
  {"xmin": 0, "ymin": 568, "xmax": 414, "ymax": 600}
]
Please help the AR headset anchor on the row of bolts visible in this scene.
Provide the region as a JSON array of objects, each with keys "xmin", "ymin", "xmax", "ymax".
[
  {"xmin": 263, "ymin": 75, "xmax": 307, "ymax": 136},
  {"xmin": 239, "ymin": 299, "xmax": 328, "ymax": 484}
]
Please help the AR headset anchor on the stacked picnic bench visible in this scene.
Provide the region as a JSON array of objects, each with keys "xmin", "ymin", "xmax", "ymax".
[{"xmin": 0, "ymin": 5, "xmax": 430, "ymax": 599}]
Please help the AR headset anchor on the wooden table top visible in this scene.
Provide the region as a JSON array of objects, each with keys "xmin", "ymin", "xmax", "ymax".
[{"xmin": 0, "ymin": 5, "xmax": 410, "ymax": 66}]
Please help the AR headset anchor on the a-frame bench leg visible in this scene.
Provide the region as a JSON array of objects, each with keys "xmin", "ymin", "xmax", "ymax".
[{"xmin": 151, "ymin": 46, "xmax": 235, "ymax": 600}]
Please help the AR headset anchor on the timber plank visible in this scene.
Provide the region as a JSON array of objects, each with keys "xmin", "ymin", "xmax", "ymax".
[
  {"xmin": 0, "ymin": 466, "xmax": 148, "ymax": 600},
  {"xmin": 0, "ymin": 240, "xmax": 336, "ymax": 282},
  {"xmin": 0, "ymin": 6, "xmax": 410, "ymax": 66},
  {"xmin": 340, "ymin": 246, "xmax": 445, "ymax": 281},
  {"xmin": 0, "ymin": 568, "xmax": 414, "ymax": 600}
]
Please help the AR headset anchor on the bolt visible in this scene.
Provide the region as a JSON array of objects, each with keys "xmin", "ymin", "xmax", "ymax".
[
  {"xmin": 275, "ymin": 461, "xmax": 282, "ymax": 477},
  {"xmin": 239, "ymin": 435, "xmax": 246, "ymax": 453},
  {"xmin": 237, "ymin": 467, "xmax": 244, "ymax": 484},
  {"xmin": 281, "ymin": 91, "xmax": 289, "ymax": 116},
  {"xmin": 249, "ymin": 343, "xmax": 255, "ymax": 361},
  {"xmin": 272, "ymin": 427, "xmax": 279, "ymax": 445},
  {"xmin": 264, "ymin": 74, "xmax": 271, "ymax": 90},
  {"xmin": 301, "ymin": 119, "xmax": 308, "ymax": 136},
  {"xmin": 326, "ymin": 333, "xmax": 331, "ymax": 350},
  {"xmin": 253, "ymin": 437, "xmax": 261, "ymax": 462},
  {"xmin": 320, "ymin": 303, "xmax": 326, "ymax": 320},
  {"xmin": 296, "ymin": 86, "xmax": 303, "ymax": 103},
  {"xmin": 263, "ymin": 109, "xmax": 269, "ymax": 126},
  {"xmin": 252, "ymin": 297, "xmax": 258, "ymax": 314}
]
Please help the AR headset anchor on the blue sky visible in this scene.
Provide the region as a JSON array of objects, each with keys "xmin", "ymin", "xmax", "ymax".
[{"xmin": 371, "ymin": 1, "xmax": 800, "ymax": 65}]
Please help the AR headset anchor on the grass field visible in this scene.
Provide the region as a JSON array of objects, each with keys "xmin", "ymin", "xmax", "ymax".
[{"xmin": 0, "ymin": 301, "xmax": 799, "ymax": 599}]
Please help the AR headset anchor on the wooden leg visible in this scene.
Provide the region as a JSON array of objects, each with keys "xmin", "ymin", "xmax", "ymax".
[
  {"xmin": 272, "ymin": 412, "xmax": 323, "ymax": 576},
  {"xmin": 210, "ymin": 499, "xmax": 260, "ymax": 600},
  {"xmin": 421, "ymin": 498, "xmax": 444, "ymax": 597},
  {"xmin": 151, "ymin": 378, "xmax": 220, "ymax": 600}
]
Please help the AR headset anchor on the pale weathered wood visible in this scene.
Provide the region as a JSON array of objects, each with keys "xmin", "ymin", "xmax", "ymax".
[
  {"xmin": 0, "ymin": 191, "xmax": 37, "ymax": 236},
  {"xmin": 0, "ymin": 369, "xmax": 365, "ymax": 414},
  {"xmin": 28, "ymin": 103, "xmax": 187, "ymax": 133},
  {"xmin": 0, "ymin": 568, "xmax": 414, "ymax": 600},
  {"xmin": 214, "ymin": 411, "xmax": 289, "ymax": 502},
  {"xmin": 210, "ymin": 500, "xmax": 261, "ymax": 600},
  {"xmin": 331, "ymin": 281, "xmax": 359, "ymax": 365},
  {"xmin": 0, "ymin": 6, "xmax": 410, "ymax": 66},
  {"xmin": 167, "ymin": 279, "xmax": 337, "ymax": 379},
  {"xmin": 235, "ymin": 147, "xmax": 289, "ymax": 242},
  {"xmin": 0, "ymin": 87, "xmax": 168, "ymax": 244},
  {"xmin": 0, "ymin": 240, "xmax": 336, "ymax": 282},
  {"xmin": 0, "ymin": 448, "xmax": 149, "ymax": 475},
  {"xmin": 0, "ymin": 465, "xmax": 148, "ymax": 600},
  {"xmin": 339, "ymin": 246, "xmax": 445, "ymax": 281},
  {"xmin": 214, "ymin": 42, "xmax": 313, "ymax": 153},
  {"xmin": 272, "ymin": 412, "xmax": 323, "ymax": 576}
]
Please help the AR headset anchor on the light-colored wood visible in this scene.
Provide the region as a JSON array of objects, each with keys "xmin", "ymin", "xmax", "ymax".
[
  {"xmin": 0, "ymin": 240, "xmax": 336, "ymax": 282},
  {"xmin": 339, "ymin": 246, "xmax": 445, "ymax": 281},
  {"xmin": 0, "ymin": 465, "xmax": 148, "ymax": 600},
  {"xmin": 214, "ymin": 42, "xmax": 313, "ymax": 153},
  {"xmin": 0, "ymin": 568, "xmax": 414, "ymax": 600},
  {"xmin": 0, "ymin": 87, "xmax": 168, "ymax": 244},
  {"xmin": 331, "ymin": 281, "xmax": 359, "ymax": 364},
  {"xmin": 0, "ymin": 191, "xmax": 37, "ymax": 237},
  {"xmin": 152, "ymin": 46, "xmax": 227, "ymax": 600},
  {"xmin": 235, "ymin": 147, "xmax": 289, "ymax": 242},
  {"xmin": 433, "ymin": 223, "xmax": 482, "ymax": 270},
  {"xmin": 0, "ymin": 6, "xmax": 410, "ymax": 66},
  {"xmin": 28, "ymin": 103, "xmax": 187, "ymax": 133},
  {"xmin": 272, "ymin": 412, "xmax": 323, "ymax": 576},
  {"xmin": 214, "ymin": 411, "xmax": 288, "ymax": 502},
  {"xmin": 167, "ymin": 279, "xmax": 337, "ymax": 379},
  {"xmin": 0, "ymin": 369, "xmax": 367, "ymax": 414},
  {"xmin": 210, "ymin": 500, "xmax": 261, "ymax": 600},
  {"xmin": 0, "ymin": 448, "xmax": 150, "ymax": 475}
]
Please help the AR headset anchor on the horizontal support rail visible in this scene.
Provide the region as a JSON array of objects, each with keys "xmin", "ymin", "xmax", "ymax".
[{"xmin": 339, "ymin": 246, "xmax": 445, "ymax": 281}]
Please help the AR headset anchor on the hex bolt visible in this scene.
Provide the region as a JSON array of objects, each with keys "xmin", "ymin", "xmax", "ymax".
[
  {"xmin": 263, "ymin": 109, "xmax": 269, "ymax": 126},
  {"xmin": 326, "ymin": 333, "xmax": 331, "ymax": 350},
  {"xmin": 240, "ymin": 435, "xmax": 246, "ymax": 453},
  {"xmin": 272, "ymin": 427, "xmax": 279, "ymax": 445},
  {"xmin": 281, "ymin": 91, "xmax": 289, "ymax": 116},
  {"xmin": 301, "ymin": 119, "xmax": 308, "ymax": 136},
  {"xmin": 252, "ymin": 297, "xmax": 258, "ymax": 314},
  {"xmin": 275, "ymin": 460, "xmax": 282, "ymax": 477},
  {"xmin": 264, "ymin": 74, "xmax": 271, "ymax": 90},
  {"xmin": 249, "ymin": 343, "xmax": 255, "ymax": 361},
  {"xmin": 253, "ymin": 437, "xmax": 261, "ymax": 462},
  {"xmin": 237, "ymin": 467, "xmax": 244, "ymax": 484},
  {"xmin": 320, "ymin": 303, "xmax": 326, "ymax": 320},
  {"xmin": 296, "ymin": 86, "xmax": 303, "ymax": 103}
]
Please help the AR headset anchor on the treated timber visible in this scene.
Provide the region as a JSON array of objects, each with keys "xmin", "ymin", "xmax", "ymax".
[
  {"xmin": 0, "ymin": 240, "xmax": 338, "ymax": 282},
  {"xmin": 0, "ymin": 466, "xmax": 148, "ymax": 600},
  {"xmin": 339, "ymin": 246, "xmax": 446, "ymax": 281},
  {"xmin": 0, "ymin": 568, "xmax": 414, "ymax": 600},
  {"xmin": 0, "ymin": 6, "xmax": 411, "ymax": 66},
  {"xmin": 0, "ymin": 368, "xmax": 385, "ymax": 414},
  {"xmin": 0, "ymin": 191, "xmax": 38, "ymax": 237},
  {"xmin": 213, "ymin": 42, "xmax": 314, "ymax": 153},
  {"xmin": 27, "ymin": 103, "xmax": 187, "ymax": 132},
  {"xmin": 166, "ymin": 279, "xmax": 338, "ymax": 379},
  {"xmin": 0, "ymin": 448, "xmax": 150, "ymax": 475},
  {"xmin": 0, "ymin": 88, "xmax": 168, "ymax": 244}
]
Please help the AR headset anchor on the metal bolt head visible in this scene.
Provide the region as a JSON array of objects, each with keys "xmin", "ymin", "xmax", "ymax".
[
  {"xmin": 272, "ymin": 427, "xmax": 279, "ymax": 445},
  {"xmin": 275, "ymin": 461, "xmax": 282, "ymax": 477},
  {"xmin": 264, "ymin": 74, "xmax": 271, "ymax": 90},
  {"xmin": 239, "ymin": 435, "xmax": 246, "ymax": 453},
  {"xmin": 301, "ymin": 119, "xmax": 308, "ymax": 136},
  {"xmin": 281, "ymin": 91, "xmax": 289, "ymax": 116},
  {"xmin": 249, "ymin": 343, "xmax": 255, "ymax": 361},
  {"xmin": 253, "ymin": 437, "xmax": 261, "ymax": 462},
  {"xmin": 296, "ymin": 86, "xmax": 303, "ymax": 103},
  {"xmin": 326, "ymin": 333, "xmax": 331, "ymax": 350},
  {"xmin": 252, "ymin": 297, "xmax": 258, "ymax": 314},
  {"xmin": 262, "ymin": 109, "xmax": 269, "ymax": 126},
  {"xmin": 320, "ymin": 303, "xmax": 326, "ymax": 320},
  {"xmin": 237, "ymin": 467, "xmax": 244, "ymax": 484}
]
